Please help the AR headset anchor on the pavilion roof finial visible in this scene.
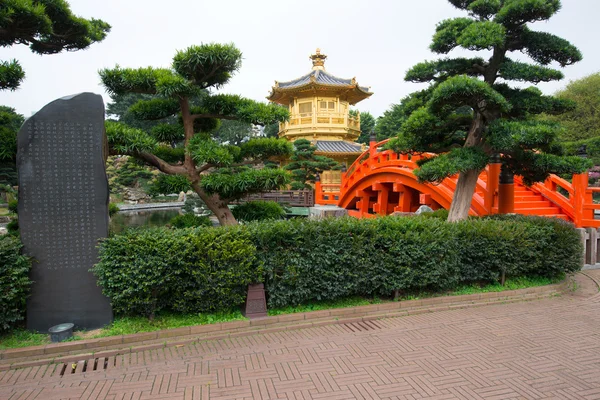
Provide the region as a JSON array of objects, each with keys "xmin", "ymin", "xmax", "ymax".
[{"xmin": 310, "ymin": 48, "xmax": 327, "ymax": 71}]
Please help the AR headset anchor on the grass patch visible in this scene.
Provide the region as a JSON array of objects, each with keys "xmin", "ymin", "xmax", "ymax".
[
  {"xmin": 268, "ymin": 275, "xmax": 564, "ymax": 316},
  {"xmin": 0, "ymin": 329, "xmax": 48, "ymax": 349},
  {"xmin": 268, "ymin": 296, "xmax": 384, "ymax": 316},
  {"xmin": 0, "ymin": 275, "xmax": 563, "ymax": 349},
  {"xmin": 92, "ymin": 310, "xmax": 245, "ymax": 338},
  {"xmin": 0, "ymin": 310, "xmax": 245, "ymax": 349},
  {"xmin": 0, "ymin": 207, "xmax": 9, "ymax": 216}
]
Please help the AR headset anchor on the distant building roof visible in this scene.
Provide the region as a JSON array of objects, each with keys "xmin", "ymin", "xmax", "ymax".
[
  {"xmin": 315, "ymin": 140, "xmax": 363, "ymax": 154},
  {"xmin": 278, "ymin": 69, "xmax": 371, "ymax": 93},
  {"xmin": 268, "ymin": 48, "xmax": 373, "ymax": 105}
]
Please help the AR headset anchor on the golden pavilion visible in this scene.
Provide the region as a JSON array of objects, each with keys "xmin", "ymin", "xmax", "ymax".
[{"xmin": 267, "ymin": 49, "xmax": 373, "ymax": 167}]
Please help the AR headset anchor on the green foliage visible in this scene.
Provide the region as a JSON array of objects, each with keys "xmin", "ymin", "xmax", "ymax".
[
  {"xmin": 385, "ymin": 0, "xmax": 588, "ymax": 218},
  {"xmin": 375, "ymin": 89, "xmax": 432, "ymax": 141},
  {"xmin": 153, "ymin": 146, "xmax": 185, "ymax": 164},
  {"xmin": 169, "ymin": 214, "xmax": 211, "ymax": 228},
  {"xmin": 8, "ymin": 200, "xmax": 17, "ymax": 214},
  {"xmin": 0, "ymin": 106, "xmax": 24, "ymax": 161},
  {"xmin": 93, "ymin": 227, "xmax": 261, "ymax": 318},
  {"xmin": 0, "ymin": 235, "xmax": 31, "ymax": 331},
  {"xmin": 544, "ymin": 73, "xmax": 600, "ymax": 142},
  {"xmin": 112, "ymin": 158, "xmax": 153, "ymax": 188},
  {"xmin": 188, "ymin": 135, "xmax": 237, "ymax": 166},
  {"xmin": 0, "ymin": 0, "xmax": 110, "ymax": 90},
  {"xmin": 520, "ymin": 29, "xmax": 582, "ymax": 67},
  {"xmin": 0, "ymin": 60, "xmax": 25, "ymax": 91},
  {"xmin": 406, "ymin": 58, "xmax": 484, "ymax": 83},
  {"xmin": 201, "ymin": 168, "xmax": 290, "ymax": 200},
  {"xmin": 100, "ymin": 43, "xmax": 292, "ymax": 225},
  {"xmin": 263, "ymin": 122, "xmax": 281, "ymax": 138},
  {"xmin": 105, "ymin": 121, "xmax": 157, "ymax": 155},
  {"xmin": 415, "ymin": 147, "xmax": 490, "ymax": 182},
  {"xmin": 148, "ymin": 174, "xmax": 191, "ymax": 197},
  {"xmin": 429, "ymin": 75, "xmax": 511, "ymax": 115},
  {"xmin": 108, "ymin": 203, "xmax": 119, "ymax": 217},
  {"xmin": 96, "ymin": 215, "xmax": 580, "ymax": 315},
  {"xmin": 250, "ymin": 215, "xmax": 580, "ymax": 307},
  {"xmin": 456, "ymin": 21, "xmax": 506, "ymax": 50},
  {"xmin": 212, "ymin": 120, "xmax": 253, "ymax": 146},
  {"xmin": 232, "ymin": 201, "xmax": 286, "ymax": 223},
  {"xmin": 240, "ymin": 138, "xmax": 292, "ymax": 160},
  {"xmin": 284, "ymin": 139, "xmax": 339, "ymax": 190},
  {"xmin": 353, "ymin": 111, "xmax": 377, "ymax": 145},
  {"xmin": 172, "ymin": 43, "xmax": 242, "ymax": 88}
]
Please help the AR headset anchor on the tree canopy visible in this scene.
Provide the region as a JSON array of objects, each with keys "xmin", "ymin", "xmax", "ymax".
[
  {"xmin": 0, "ymin": 106, "xmax": 23, "ymax": 186},
  {"xmin": 352, "ymin": 111, "xmax": 377, "ymax": 145},
  {"xmin": 385, "ymin": 0, "xmax": 590, "ymax": 222},
  {"xmin": 0, "ymin": 0, "xmax": 110, "ymax": 90},
  {"xmin": 543, "ymin": 72, "xmax": 600, "ymax": 143},
  {"xmin": 100, "ymin": 43, "xmax": 292, "ymax": 225}
]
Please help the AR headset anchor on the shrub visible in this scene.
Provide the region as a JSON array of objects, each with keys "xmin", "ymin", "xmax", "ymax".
[
  {"xmin": 96, "ymin": 215, "xmax": 582, "ymax": 315},
  {"xmin": 7, "ymin": 199, "xmax": 17, "ymax": 214},
  {"xmin": 232, "ymin": 201, "xmax": 286, "ymax": 223},
  {"xmin": 170, "ymin": 213, "xmax": 211, "ymax": 228},
  {"xmin": 108, "ymin": 203, "xmax": 119, "ymax": 217},
  {"xmin": 93, "ymin": 227, "xmax": 260, "ymax": 318},
  {"xmin": 248, "ymin": 216, "xmax": 581, "ymax": 307},
  {"xmin": 0, "ymin": 236, "xmax": 31, "ymax": 331}
]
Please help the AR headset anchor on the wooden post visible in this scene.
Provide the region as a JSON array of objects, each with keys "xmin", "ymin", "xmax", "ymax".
[
  {"xmin": 393, "ymin": 183, "xmax": 412, "ymax": 213},
  {"xmin": 572, "ymin": 173, "xmax": 589, "ymax": 227},
  {"xmin": 586, "ymin": 228, "xmax": 597, "ymax": 265},
  {"xmin": 372, "ymin": 182, "xmax": 389, "ymax": 215},
  {"xmin": 498, "ymin": 166, "xmax": 514, "ymax": 214},
  {"xmin": 486, "ymin": 156, "xmax": 501, "ymax": 214}
]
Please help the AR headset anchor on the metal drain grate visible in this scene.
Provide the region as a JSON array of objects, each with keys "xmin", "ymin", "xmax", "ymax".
[
  {"xmin": 342, "ymin": 320, "xmax": 382, "ymax": 332},
  {"xmin": 58, "ymin": 356, "xmax": 117, "ymax": 376}
]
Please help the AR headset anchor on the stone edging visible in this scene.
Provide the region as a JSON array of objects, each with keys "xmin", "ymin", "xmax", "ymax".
[{"xmin": 0, "ymin": 280, "xmax": 571, "ymax": 370}]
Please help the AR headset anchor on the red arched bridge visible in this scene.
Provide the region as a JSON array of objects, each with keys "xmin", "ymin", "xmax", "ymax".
[{"xmin": 315, "ymin": 139, "xmax": 600, "ymax": 228}]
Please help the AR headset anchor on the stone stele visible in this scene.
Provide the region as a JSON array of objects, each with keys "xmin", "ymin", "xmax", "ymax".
[{"xmin": 17, "ymin": 93, "xmax": 113, "ymax": 332}]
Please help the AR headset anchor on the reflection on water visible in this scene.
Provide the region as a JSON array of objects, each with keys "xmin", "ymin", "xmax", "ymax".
[{"xmin": 109, "ymin": 208, "xmax": 182, "ymax": 234}]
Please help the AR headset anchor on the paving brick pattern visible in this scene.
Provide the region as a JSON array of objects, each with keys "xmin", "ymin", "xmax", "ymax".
[{"xmin": 2, "ymin": 271, "xmax": 600, "ymax": 400}]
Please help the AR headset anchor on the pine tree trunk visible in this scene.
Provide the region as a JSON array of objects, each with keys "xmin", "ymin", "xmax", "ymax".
[
  {"xmin": 447, "ymin": 169, "xmax": 480, "ymax": 222},
  {"xmin": 191, "ymin": 183, "xmax": 237, "ymax": 226}
]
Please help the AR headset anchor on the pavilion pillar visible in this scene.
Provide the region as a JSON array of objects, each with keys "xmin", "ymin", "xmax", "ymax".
[{"xmin": 498, "ymin": 165, "xmax": 515, "ymax": 214}]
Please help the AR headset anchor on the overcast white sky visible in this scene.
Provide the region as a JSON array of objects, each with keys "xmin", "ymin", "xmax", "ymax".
[{"xmin": 1, "ymin": 0, "xmax": 598, "ymax": 118}]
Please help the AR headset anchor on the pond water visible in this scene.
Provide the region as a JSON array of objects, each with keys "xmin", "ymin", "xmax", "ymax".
[{"xmin": 109, "ymin": 208, "xmax": 181, "ymax": 234}]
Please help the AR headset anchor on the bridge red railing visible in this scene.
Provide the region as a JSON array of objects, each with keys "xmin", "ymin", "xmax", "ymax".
[{"xmin": 314, "ymin": 139, "xmax": 600, "ymax": 228}]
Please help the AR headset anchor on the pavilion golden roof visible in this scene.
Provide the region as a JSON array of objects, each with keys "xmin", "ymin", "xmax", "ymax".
[{"xmin": 268, "ymin": 49, "xmax": 373, "ymax": 105}]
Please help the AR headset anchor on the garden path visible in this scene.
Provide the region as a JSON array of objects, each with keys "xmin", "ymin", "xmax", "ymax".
[{"xmin": 2, "ymin": 271, "xmax": 600, "ymax": 400}]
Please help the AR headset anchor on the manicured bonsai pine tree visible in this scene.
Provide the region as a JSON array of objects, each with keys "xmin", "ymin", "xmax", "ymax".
[
  {"xmin": 100, "ymin": 44, "xmax": 292, "ymax": 225},
  {"xmin": 0, "ymin": 0, "xmax": 110, "ymax": 90},
  {"xmin": 388, "ymin": 0, "xmax": 591, "ymax": 222},
  {"xmin": 284, "ymin": 139, "xmax": 340, "ymax": 190}
]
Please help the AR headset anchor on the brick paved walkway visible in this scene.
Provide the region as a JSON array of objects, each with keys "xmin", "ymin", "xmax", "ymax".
[{"xmin": 2, "ymin": 271, "xmax": 600, "ymax": 400}]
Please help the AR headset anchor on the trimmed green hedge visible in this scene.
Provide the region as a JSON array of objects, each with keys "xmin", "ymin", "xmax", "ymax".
[
  {"xmin": 94, "ymin": 215, "xmax": 582, "ymax": 316},
  {"xmin": 0, "ymin": 236, "xmax": 31, "ymax": 331},
  {"xmin": 169, "ymin": 213, "xmax": 211, "ymax": 228},
  {"xmin": 232, "ymin": 200, "xmax": 286, "ymax": 223},
  {"xmin": 93, "ymin": 227, "xmax": 261, "ymax": 318}
]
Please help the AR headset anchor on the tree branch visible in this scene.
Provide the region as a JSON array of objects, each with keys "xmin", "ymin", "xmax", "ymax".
[
  {"xmin": 196, "ymin": 159, "xmax": 260, "ymax": 174},
  {"xmin": 190, "ymin": 113, "xmax": 239, "ymax": 121},
  {"xmin": 137, "ymin": 152, "xmax": 187, "ymax": 175}
]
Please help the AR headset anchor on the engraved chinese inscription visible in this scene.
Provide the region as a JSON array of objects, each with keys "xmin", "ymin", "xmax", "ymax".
[{"xmin": 17, "ymin": 93, "xmax": 113, "ymax": 331}]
